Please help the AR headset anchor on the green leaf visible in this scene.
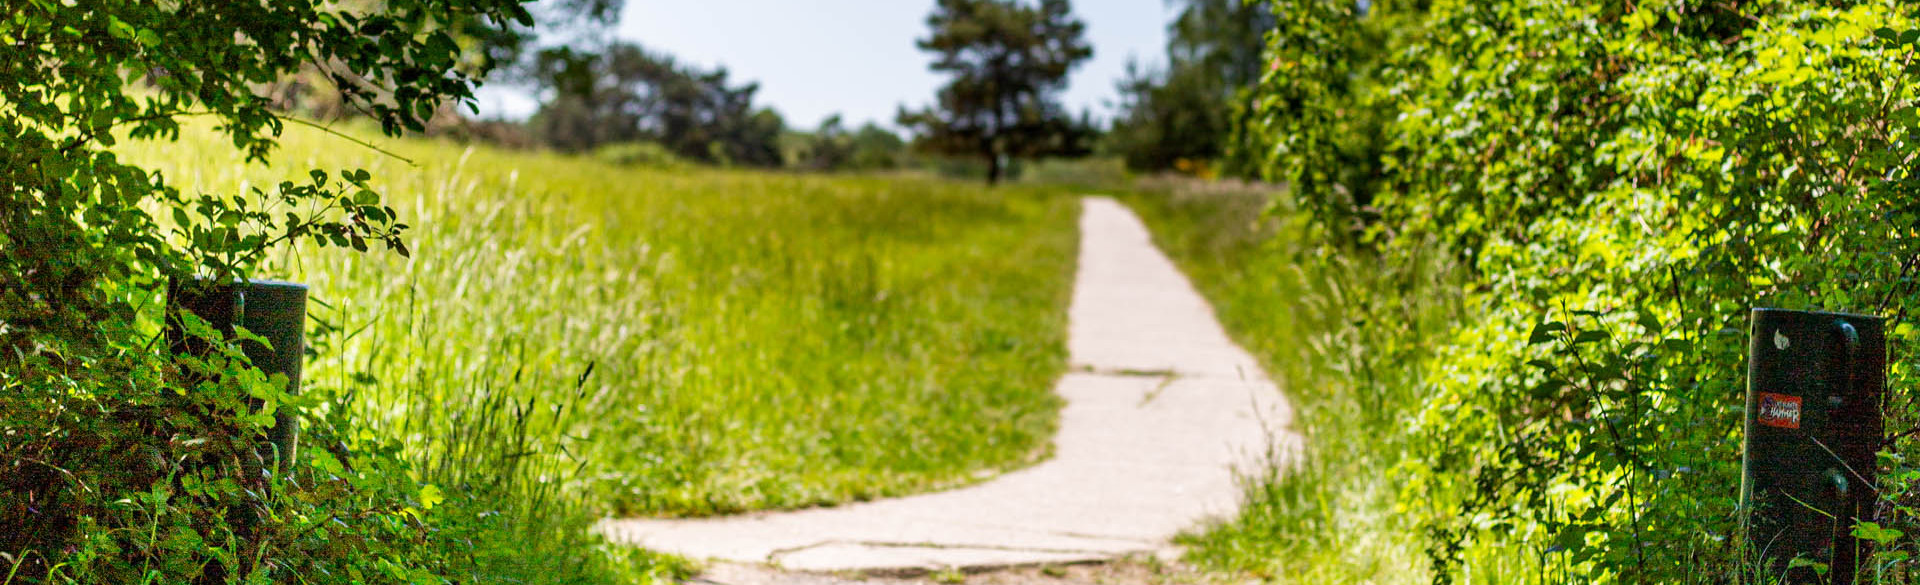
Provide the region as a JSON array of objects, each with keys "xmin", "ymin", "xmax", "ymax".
[
  {"xmin": 418, "ymin": 484, "xmax": 443, "ymax": 510},
  {"xmin": 311, "ymin": 450, "xmax": 346, "ymax": 477},
  {"xmin": 107, "ymin": 16, "xmax": 133, "ymax": 39},
  {"xmin": 1852, "ymin": 521, "xmax": 1904, "ymax": 544},
  {"xmin": 1788, "ymin": 556, "xmax": 1830, "ymax": 576},
  {"xmin": 231, "ymin": 324, "xmax": 269, "ymax": 348},
  {"xmin": 1552, "ymin": 526, "xmax": 1587, "ymax": 552},
  {"xmin": 1529, "ymin": 321, "xmax": 1567, "ymax": 345},
  {"xmin": 1635, "ymin": 311, "xmax": 1660, "ymax": 334}
]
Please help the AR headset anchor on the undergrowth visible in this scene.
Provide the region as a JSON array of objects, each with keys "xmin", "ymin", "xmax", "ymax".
[{"xmin": 1213, "ymin": 0, "xmax": 1920, "ymax": 582}]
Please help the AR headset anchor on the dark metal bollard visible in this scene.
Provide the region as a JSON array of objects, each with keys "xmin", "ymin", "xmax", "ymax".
[
  {"xmin": 166, "ymin": 278, "xmax": 308, "ymax": 474},
  {"xmin": 1742, "ymin": 308, "xmax": 1885, "ymax": 583}
]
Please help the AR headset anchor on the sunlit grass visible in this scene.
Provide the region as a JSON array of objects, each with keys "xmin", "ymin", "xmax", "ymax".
[{"xmin": 124, "ymin": 121, "xmax": 1078, "ymax": 520}]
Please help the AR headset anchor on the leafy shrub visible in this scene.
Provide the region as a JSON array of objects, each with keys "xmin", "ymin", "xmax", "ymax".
[
  {"xmin": 1238, "ymin": 0, "xmax": 1920, "ymax": 581},
  {"xmin": 0, "ymin": 0, "xmax": 679, "ymax": 583}
]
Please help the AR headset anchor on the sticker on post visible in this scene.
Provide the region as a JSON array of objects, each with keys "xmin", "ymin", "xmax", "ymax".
[{"xmin": 1758, "ymin": 392, "xmax": 1802, "ymax": 429}]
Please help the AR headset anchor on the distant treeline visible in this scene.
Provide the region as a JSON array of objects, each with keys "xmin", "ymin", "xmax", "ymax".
[
  {"xmin": 444, "ymin": 40, "xmax": 903, "ymax": 172},
  {"xmin": 268, "ymin": 0, "xmax": 1268, "ymax": 182}
]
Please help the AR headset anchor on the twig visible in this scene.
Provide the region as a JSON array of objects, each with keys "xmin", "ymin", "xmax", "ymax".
[{"xmin": 279, "ymin": 116, "xmax": 415, "ymax": 166}]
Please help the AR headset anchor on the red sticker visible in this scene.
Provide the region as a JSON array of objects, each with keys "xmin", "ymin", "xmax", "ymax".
[{"xmin": 1758, "ymin": 393, "xmax": 1802, "ymax": 429}]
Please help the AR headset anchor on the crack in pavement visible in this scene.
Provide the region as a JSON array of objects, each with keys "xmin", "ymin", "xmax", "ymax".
[
  {"xmin": 1068, "ymin": 367, "xmax": 1182, "ymax": 406},
  {"xmin": 1071, "ymin": 365, "xmax": 1176, "ymax": 378}
]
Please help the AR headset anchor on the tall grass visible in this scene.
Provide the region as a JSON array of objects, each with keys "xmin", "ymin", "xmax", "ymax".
[
  {"xmin": 1117, "ymin": 180, "xmax": 1466, "ymax": 583},
  {"xmin": 124, "ymin": 122, "xmax": 1080, "ymax": 580}
]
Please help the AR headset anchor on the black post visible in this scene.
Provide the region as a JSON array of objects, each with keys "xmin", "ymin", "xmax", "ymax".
[
  {"xmin": 166, "ymin": 278, "xmax": 308, "ymax": 474},
  {"xmin": 1743, "ymin": 308, "xmax": 1885, "ymax": 583}
]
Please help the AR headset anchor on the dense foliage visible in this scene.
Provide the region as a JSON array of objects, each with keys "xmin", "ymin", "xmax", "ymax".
[
  {"xmin": 898, "ymin": 0, "xmax": 1097, "ymax": 184},
  {"xmin": 1234, "ymin": 0, "xmax": 1920, "ymax": 581},
  {"xmin": 0, "ymin": 1, "xmax": 681, "ymax": 582}
]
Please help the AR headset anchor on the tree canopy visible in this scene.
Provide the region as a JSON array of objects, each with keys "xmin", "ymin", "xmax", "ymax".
[{"xmin": 897, "ymin": 0, "xmax": 1095, "ymax": 184}]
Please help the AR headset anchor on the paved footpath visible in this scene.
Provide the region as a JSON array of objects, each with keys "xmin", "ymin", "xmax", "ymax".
[{"xmin": 600, "ymin": 196, "xmax": 1297, "ymax": 574}]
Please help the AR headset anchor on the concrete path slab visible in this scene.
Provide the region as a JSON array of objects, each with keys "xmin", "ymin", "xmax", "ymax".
[{"xmin": 600, "ymin": 196, "xmax": 1297, "ymax": 574}]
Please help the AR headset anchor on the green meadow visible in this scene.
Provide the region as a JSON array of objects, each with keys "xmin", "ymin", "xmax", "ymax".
[{"xmin": 124, "ymin": 123, "xmax": 1081, "ymax": 522}]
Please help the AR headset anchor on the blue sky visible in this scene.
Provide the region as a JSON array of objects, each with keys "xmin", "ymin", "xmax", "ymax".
[{"xmin": 475, "ymin": 1, "xmax": 1175, "ymax": 132}]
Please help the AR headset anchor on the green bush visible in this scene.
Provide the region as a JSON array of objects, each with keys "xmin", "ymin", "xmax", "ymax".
[
  {"xmin": 1233, "ymin": 0, "xmax": 1920, "ymax": 581},
  {"xmin": 0, "ymin": 1, "xmax": 676, "ymax": 583}
]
